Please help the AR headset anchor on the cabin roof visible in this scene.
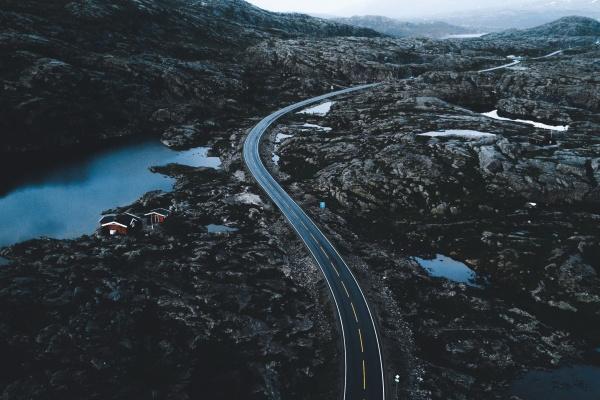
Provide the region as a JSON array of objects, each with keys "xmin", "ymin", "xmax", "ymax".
[{"xmin": 144, "ymin": 208, "xmax": 171, "ymax": 217}]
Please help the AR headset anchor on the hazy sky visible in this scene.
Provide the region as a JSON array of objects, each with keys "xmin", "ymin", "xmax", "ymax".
[{"xmin": 246, "ymin": 0, "xmax": 578, "ymax": 18}]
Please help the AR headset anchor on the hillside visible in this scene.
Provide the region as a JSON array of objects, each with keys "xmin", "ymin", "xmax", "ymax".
[
  {"xmin": 486, "ymin": 15, "xmax": 600, "ymax": 38},
  {"xmin": 0, "ymin": 0, "xmax": 379, "ymax": 155},
  {"xmin": 332, "ymin": 15, "xmax": 473, "ymax": 38}
]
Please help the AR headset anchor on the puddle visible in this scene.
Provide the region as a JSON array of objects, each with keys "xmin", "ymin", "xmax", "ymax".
[
  {"xmin": 298, "ymin": 101, "xmax": 334, "ymax": 116},
  {"xmin": 418, "ymin": 130, "xmax": 496, "ymax": 140},
  {"xmin": 206, "ymin": 224, "xmax": 239, "ymax": 234},
  {"xmin": 414, "ymin": 254, "xmax": 480, "ymax": 287},
  {"xmin": 482, "ymin": 110, "xmax": 569, "ymax": 131},
  {"xmin": 511, "ymin": 365, "xmax": 600, "ymax": 400}
]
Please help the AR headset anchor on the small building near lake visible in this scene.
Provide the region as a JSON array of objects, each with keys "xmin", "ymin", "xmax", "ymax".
[
  {"xmin": 145, "ymin": 208, "xmax": 171, "ymax": 225},
  {"xmin": 99, "ymin": 213, "xmax": 143, "ymax": 236}
]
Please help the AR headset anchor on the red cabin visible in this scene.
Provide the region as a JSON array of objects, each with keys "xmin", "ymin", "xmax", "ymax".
[
  {"xmin": 99, "ymin": 213, "xmax": 143, "ymax": 236},
  {"xmin": 145, "ymin": 208, "xmax": 171, "ymax": 225}
]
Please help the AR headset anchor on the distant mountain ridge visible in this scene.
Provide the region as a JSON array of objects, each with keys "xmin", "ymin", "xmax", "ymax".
[
  {"xmin": 439, "ymin": 6, "xmax": 600, "ymax": 31},
  {"xmin": 486, "ymin": 16, "xmax": 600, "ymax": 38},
  {"xmin": 331, "ymin": 15, "xmax": 473, "ymax": 38}
]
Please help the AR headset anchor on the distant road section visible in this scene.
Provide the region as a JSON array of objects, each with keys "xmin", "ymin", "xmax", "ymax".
[
  {"xmin": 243, "ymin": 83, "xmax": 385, "ymax": 400},
  {"xmin": 479, "ymin": 59, "xmax": 521, "ymax": 73},
  {"xmin": 479, "ymin": 49, "xmax": 563, "ymax": 73}
]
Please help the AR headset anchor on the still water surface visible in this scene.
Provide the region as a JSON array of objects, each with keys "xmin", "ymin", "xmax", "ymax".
[{"xmin": 0, "ymin": 140, "xmax": 220, "ymax": 247}]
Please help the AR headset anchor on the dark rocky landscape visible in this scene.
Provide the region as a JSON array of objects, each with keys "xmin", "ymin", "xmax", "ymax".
[
  {"xmin": 1, "ymin": 1, "xmax": 600, "ymax": 399},
  {"xmin": 331, "ymin": 16, "xmax": 474, "ymax": 39},
  {"xmin": 0, "ymin": 0, "xmax": 377, "ymax": 173},
  {"xmin": 267, "ymin": 24, "xmax": 600, "ymax": 398},
  {"xmin": 0, "ymin": 161, "xmax": 341, "ymax": 399}
]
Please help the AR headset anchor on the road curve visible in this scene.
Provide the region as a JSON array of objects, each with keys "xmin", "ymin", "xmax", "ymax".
[
  {"xmin": 243, "ymin": 84, "xmax": 385, "ymax": 400},
  {"xmin": 478, "ymin": 59, "xmax": 521, "ymax": 73}
]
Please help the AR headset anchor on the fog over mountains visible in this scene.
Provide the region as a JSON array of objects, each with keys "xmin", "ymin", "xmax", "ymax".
[{"xmin": 250, "ymin": 0, "xmax": 600, "ymax": 30}]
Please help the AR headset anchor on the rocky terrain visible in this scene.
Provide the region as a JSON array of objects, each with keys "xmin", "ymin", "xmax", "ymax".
[
  {"xmin": 331, "ymin": 16, "xmax": 473, "ymax": 39},
  {"xmin": 1, "ymin": 5, "xmax": 600, "ymax": 400},
  {"xmin": 0, "ymin": 157, "xmax": 343, "ymax": 399},
  {"xmin": 267, "ymin": 32, "xmax": 600, "ymax": 398},
  {"xmin": 0, "ymin": 0, "xmax": 378, "ymax": 168}
]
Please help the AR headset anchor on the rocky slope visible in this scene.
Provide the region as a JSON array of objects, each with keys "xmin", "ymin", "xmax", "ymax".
[
  {"xmin": 331, "ymin": 16, "xmax": 473, "ymax": 39},
  {"xmin": 0, "ymin": 0, "xmax": 378, "ymax": 158},
  {"xmin": 481, "ymin": 16, "xmax": 600, "ymax": 48}
]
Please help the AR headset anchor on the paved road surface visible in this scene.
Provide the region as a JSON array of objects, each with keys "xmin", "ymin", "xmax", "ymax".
[
  {"xmin": 479, "ymin": 59, "xmax": 521, "ymax": 73},
  {"xmin": 480, "ymin": 49, "xmax": 563, "ymax": 72},
  {"xmin": 243, "ymin": 84, "xmax": 385, "ymax": 400}
]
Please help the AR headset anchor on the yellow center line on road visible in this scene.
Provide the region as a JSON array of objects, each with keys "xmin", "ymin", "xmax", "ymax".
[
  {"xmin": 351, "ymin": 302, "xmax": 359, "ymax": 323},
  {"xmin": 362, "ymin": 359, "xmax": 367, "ymax": 390},
  {"xmin": 358, "ymin": 328, "xmax": 364, "ymax": 353},
  {"xmin": 341, "ymin": 281, "xmax": 350, "ymax": 298}
]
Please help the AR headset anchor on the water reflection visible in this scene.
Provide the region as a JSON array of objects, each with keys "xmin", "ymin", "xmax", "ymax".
[
  {"xmin": 0, "ymin": 140, "xmax": 220, "ymax": 247},
  {"xmin": 206, "ymin": 224, "xmax": 239, "ymax": 234},
  {"xmin": 511, "ymin": 365, "xmax": 600, "ymax": 400},
  {"xmin": 414, "ymin": 254, "xmax": 480, "ymax": 287}
]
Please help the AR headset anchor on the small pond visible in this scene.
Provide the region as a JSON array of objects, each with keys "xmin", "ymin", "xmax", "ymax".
[
  {"xmin": 206, "ymin": 224, "xmax": 239, "ymax": 234},
  {"xmin": 414, "ymin": 254, "xmax": 480, "ymax": 287}
]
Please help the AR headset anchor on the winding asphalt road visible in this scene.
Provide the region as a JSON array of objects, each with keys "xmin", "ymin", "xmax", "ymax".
[{"xmin": 243, "ymin": 84, "xmax": 385, "ymax": 400}]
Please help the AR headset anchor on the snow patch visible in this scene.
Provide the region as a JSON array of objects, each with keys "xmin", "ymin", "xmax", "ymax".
[
  {"xmin": 233, "ymin": 193, "xmax": 262, "ymax": 206},
  {"xmin": 482, "ymin": 110, "xmax": 569, "ymax": 131},
  {"xmin": 418, "ymin": 130, "xmax": 497, "ymax": 140},
  {"xmin": 272, "ymin": 153, "xmax": 280, "ymax": 165},
  {"xmin": 443, "ymin": 33, "xmax": 487, "ymax": 39},
  {"xmin": 275, "ymin": 133, "xmax": 294, "ymax": 143},
  {"xmin": 301, "ymin": 123, "xmax": 332, "ymax": 132},
  {"xmin": 298, "ymin": 101, "xmax": 334, "ymax": 116}
]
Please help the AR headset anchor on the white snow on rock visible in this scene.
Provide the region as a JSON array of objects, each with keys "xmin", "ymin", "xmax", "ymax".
[
  {"xmin": 443, "ymin": 33, "xmax": 487, "ymax": 39},
  {"xmin": 298, "ymin": 101, "xmax": 334, "ymax": 116},
  {"xmin": 301, "ymin": 123, "xmax": 332, "ymax": 132},
  {"xmin": 272, "ymin": 153, "xmax": 280, "ymax": 165},
  {"xmin": 275, "ymin": 133, "xmax": 294, "ymax": 143},
  {"xmin": 482, "ymin": 110, "xmax": 569, "ymax": 131},
  {"xmin": 418, "ymin": 130, "xmax": 497, "ymax": 140},
  {"xmin": 233, "ymin": 193, "xmax": 263, "ymax": 206}
]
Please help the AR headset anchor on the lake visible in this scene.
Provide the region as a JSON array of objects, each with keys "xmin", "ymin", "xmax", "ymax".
[{"xmin": 0, "ymin": 140, "xmax": 220, "ymax": 248}]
